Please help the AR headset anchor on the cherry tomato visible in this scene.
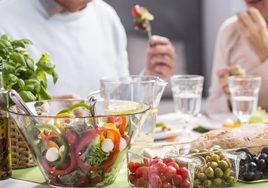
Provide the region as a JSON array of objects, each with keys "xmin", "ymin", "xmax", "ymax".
[
  {"xmin": 177, "ymin": 167, "xmax": 189, "ymax": 180},
  {"xmin": 158, "ymin": 173, "xmax": 167, "ymax": 182},
  {"xmin": 132, "ymin": 5, "xmax": 140, "ymax": 17},
  {"xmin": 150, "ymin": 156, "xmax": 160, "ymax": 166},
  {"xmin": 128, "ymin": 161, "xmax": 140, "ymax": 173},
  {"xmin": 143, "ymin": 158, "xmax": 150, "ymax": 166},
  {"xmin": 122, "ymin": 134, "xmax": 130, "ymax": 146},
  {"xmin": 90, "ymin": 175, "xmax": 102, "ymax": 184},
  {"xmin": 165, "ymin": 166, "xmax": 176, "ymax": 178},
  {"xmin": 180, "ymin": 180, "xmax": 191, "ymax": 188},
  {"xmin": 75, "ymin": 176, "xmax": 91, "ymax": 187},
  {"xmin": 66, "ymin": 130, "xmax": 78, "ymax": 145},
  {"xmin": 135, "ymin": 166, "xmax": 150, "ymax": 177},
  {"xmin": 129, "ymin": 173, "xmax": 136, "ymax": 184},
  {"xmin": 162, "ymin": 157, "xmax": 174, "ymax": 164},
  {"xmin": 107, "ymin": 117, "xmax": 119, "ymax": 124},
  {"xmin": 167, "ymin": 162, "xmax": 180, "ymax": 171},
  {"xmin": 172, "ymin": 175, "xmax": 183, "ymax": 187},
  {"xmin": 162, "ymin": 182, "xmax": 173, "ymax": 188},
  {"xmin": 134, "ymin": 177, "xmax": 148, "ymax": 187},
  {"xmin": 58, "ymin": 160, "xmax": 70, "ymax": 170},
  {"xmin": 150, "ymin": 174, "xmax": 162, "ymax": 188},
  {"xmin": 151, "ymin": 162, "xmax": 167, "ymax": 175},
  {"xmin": 64, "ymin": 119, "xmax": 72, "ymax": 124}
]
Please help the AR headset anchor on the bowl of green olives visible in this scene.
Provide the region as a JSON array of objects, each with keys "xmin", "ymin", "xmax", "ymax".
[{"xmin": 188, "ymin": 147, "xmax": 246, "ymax": 188}]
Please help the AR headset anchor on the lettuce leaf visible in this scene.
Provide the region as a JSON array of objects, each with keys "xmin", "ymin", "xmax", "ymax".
[
  {"xmin": 237, "ymin": 106, "xmax": 267, "ymax": 124},
  {"xmin": 79, "ymin": 135, "xmax": 111, "ymax": 167}
]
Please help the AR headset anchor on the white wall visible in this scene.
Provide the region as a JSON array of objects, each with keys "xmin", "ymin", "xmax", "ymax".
[{"xmin": 202, "ymin": 0, "xmax": 246, "ymax": 96}]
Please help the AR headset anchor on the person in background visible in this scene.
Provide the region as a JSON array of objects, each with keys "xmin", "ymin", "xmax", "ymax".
[
  {"xmin": 207, "ymin": 0, "xmax": 268, "ymax": 114},
  {"xmin": 0, "ymin": 0, "xmax": 176, "ymax": 99}
]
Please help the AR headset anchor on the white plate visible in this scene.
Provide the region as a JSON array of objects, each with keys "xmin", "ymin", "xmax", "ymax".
[
  {"xmin": 154, "ymin": 116, "xmax": 183, "ymax": 140},
  {"xmin": 194, "ymin": 113, "xmax": 237, "ymax": 130}
]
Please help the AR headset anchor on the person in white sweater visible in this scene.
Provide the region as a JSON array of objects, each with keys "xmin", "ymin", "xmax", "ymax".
[
  {"xmin": 207, "ymin": 0, "xmax": 268, "ymax": 114},
  {"xmin": 0, "ymin": 0, "xmax": 177, "ymax": 99}
]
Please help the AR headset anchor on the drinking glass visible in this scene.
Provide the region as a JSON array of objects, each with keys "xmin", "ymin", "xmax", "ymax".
[
  {"xmin": 170, "ymin": 75, "xmax": 204, "ymax": 141},
  {"xmin": 228, "ymin": 76, "xmax": 262, "ymax": 125}
]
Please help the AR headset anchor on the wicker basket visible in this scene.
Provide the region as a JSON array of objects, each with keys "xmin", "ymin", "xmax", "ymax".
[{"xmin": 10, "ymin": 102, "xmax": 50, "ymax": 169}]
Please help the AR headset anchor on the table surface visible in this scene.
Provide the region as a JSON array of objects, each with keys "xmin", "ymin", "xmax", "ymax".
[{"xmin": 1, "ymin": 112, "xmax": 267, "ymax": 188}]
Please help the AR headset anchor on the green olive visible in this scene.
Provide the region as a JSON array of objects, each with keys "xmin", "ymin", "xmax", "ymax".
[
  {"xmin": 203, "ymin": 180, "xmax": 212, "ymax": 188},
  {"xmin": 210, "ymin": 162, "xmax": 219, "ymax": 169},
  {"xmin": 223, "ymin": 169, "xmax": 232, "ymax": 179},
  {"xmin": 229, "ymin": 170, "xmax": 234, "ymax": 176},
  {"xmin": 205, "ymin": 167, "xmax": 214, "ymax": 178},
  {"xmin": 225, "ymin": 176, "xmax": 235, "ymax": 185},
  {"xmin": 205, "ymin": 155, "xmax": 211, "ymax": 162},
  {"xmin": 223, "ymin": 158, "xmax": 232, "ymax": 168},
  {"xmin": 198, "ymin": 156, "xmax": 206, "ymax": 165},
  {"xmin": 194, "ymin": 170, "xmax": 199, "ymax": 179},
  {"xmin": 195, "ymin": 165, "xmax": 202, "ymax": 173},
  {"xmin": 202, "ymin": 164, "xmax": 208, "ymax": 173},
  {"xmin": 192, "ymin": 149, "xmax": 200, "ymax": 153},
  {"xmin": 215, "ymin": 167, "xmax": 224, "ymax": 178},
  {"xmin": 219, "ymin": 153, "xmax": 225, "ymax": 160},
  {"xmin": 213, "ymin": 178, "xmax": 223, "ymax": 186},
  {"xmin": 194, "ymin": 179, "xmax": 202, "ymax": 186},
  {"xmin": 198, "ymin": 173, "xmax": 207, "ymax": 181},
  {"xmin": 200, "ymin": 149, "xmax": 209, "ymax": 153},
  {"xmin": 211, "ymin": 154, "xmax": 220, "ymax": 162},
  {"xmin": 218, "ymin": 160, "xmax": 228, "ymax": 171}
]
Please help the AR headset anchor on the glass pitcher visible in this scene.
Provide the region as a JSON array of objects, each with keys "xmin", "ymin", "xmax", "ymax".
[{"xmin": 88, "ymin": 75, "xmax": 167, "ymax": 148}]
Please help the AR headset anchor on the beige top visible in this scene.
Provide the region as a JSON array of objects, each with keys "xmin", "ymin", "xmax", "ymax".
[{"xmin": 207, "ymin": 16, "xmax": 268, "ymax": 114}]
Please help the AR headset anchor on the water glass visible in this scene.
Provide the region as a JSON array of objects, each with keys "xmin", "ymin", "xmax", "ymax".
[
  {"xmin": 228, "ymin": 76, "xmax": 262, "ymax": 125},
  {"xmin": 170, "ymin": 75, "xmax": 204, "ymax": 140}
]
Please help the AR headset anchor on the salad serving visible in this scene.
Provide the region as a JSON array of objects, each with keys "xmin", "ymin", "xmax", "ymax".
[{"xmin": 9, "ymin": 100, "xmax": 150, "ymax": 187}]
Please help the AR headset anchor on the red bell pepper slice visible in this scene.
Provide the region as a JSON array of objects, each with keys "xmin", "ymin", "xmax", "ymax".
[
  {"xmin": 107, "ymin": 116, "xmax": 127, "ymax": 135},
  {"xmin": 44, "ymin": 131, "xmax": 57, "ymax": 141},
  {"xmin": 41, "ymin": 145, "xmax": 76, "ymax": 176},
  {"xmin": 75, "ymin": 127, "xmax": 120, "ymax": 171}
]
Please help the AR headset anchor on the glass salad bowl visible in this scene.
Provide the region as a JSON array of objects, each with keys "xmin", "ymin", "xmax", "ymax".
[{"xmin": 7, "ymin": 99, "xmax": 150, "ymax": 187}]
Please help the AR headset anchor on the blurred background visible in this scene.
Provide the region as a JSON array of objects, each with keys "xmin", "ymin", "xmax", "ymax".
[{"xmin": 105, "ymin": 0, "xmax": 246, "ymax": 114}]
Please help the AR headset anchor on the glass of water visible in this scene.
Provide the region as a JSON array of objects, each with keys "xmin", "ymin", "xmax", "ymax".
[
  {"xmin": 228, "ymin": 76, "xmax": 262, "ymax": 125},
  {"xmin": 170, "ymin": 75, "xmax": 204, "ymax": 141}
]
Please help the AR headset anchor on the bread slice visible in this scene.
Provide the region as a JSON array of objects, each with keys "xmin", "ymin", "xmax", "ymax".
[{"xmin": 229, "ymin": 65, "xmax": 246, "ymax": 76}]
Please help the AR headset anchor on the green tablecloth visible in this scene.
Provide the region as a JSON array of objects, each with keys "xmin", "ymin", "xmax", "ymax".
[{"xmin": 11, "ymin": 166, "xmax": 268, "ymax": 187}]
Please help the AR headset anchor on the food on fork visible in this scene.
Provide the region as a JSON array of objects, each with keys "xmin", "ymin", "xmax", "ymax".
[
  {"xmin": 229, "ymin": 65, "xmax": 246, "ymax": 76},
  {"xmin": 132, "ymin": 5, "xmax": 154, "ymax": 31}
]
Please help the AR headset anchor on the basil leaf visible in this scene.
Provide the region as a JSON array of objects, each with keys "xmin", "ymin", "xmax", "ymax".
[
  {"xmin": 6, "ymin": 74, "xmax": 18, "ymax": 85},
  {"xmin": 0, "ymin": 39, "xmax": 13, "ymax": 56},
  {"xmin": 1, "ymin": 34, "xmax": 10, "ymax": 41},
  {"xmin": 24, "ymin": 55, "xmax": 34, "ymax": 71},
  {"xmin": 10, "ymin": 52, "xmax": 26, "ymax": 67},
  {"xmin": 52, "ymin": 69, "xmax": 58, "ymax": 84},
  {"xmin": 35, "ymin": 68, "xmax": 47, "ymax": 81},
  {"xmin": 36, "ymin": 60, "xmax": 55, "ymax": 75},
  {"xmin": 19, "ymin": 90, "xmax": 37, "ymax": 102},
  {"xmin": 39, "ymin": 85, "xmax": 52, "ymax": 100},
  {"xmin": 17, "ymin": 79, "xmax": 25, "ymax": 89},
  {"xmin": 11, "ymin": 40, "xmax": 26, "ymax": 49},
  {"xmin": 25, "ymin": 79, "xmax": 40, "ymax": 87},
  {"xmin": 3, "ymin": 62, "xmax": 15, "ymax": 74},
  {"xmin": 40, "ymin": 52, "xmax": 50, "ymax": 61},
  {"xmin": 16, "ymin": 67, "xmax": 33, "ymax": 79},
  {"xmin": 24, "ymin": 84, "xmax": 35, "ymax": 92},
  {"xmin": 20, "ymin": 39, "xmax": 33, "ymax": 45}
]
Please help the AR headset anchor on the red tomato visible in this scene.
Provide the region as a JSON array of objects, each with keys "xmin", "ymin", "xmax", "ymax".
[
  {"xmin": 64, "ymin": 119, "xmax": 72, "ymax": 124},
  {"xmin": 134, "ymin": 177, "xmax": 148, "ymax": 187},
  {"xmin": 129, "ymin": 173, "xmax": 136, "ymax": 184},
  {"xmin": 172, "ymin": 175, "xmax": 183, "ymax": 187},
  {"xmin": 66, "ymin": 130, "xmax": 78, "ymax": 145},
  {"xmin": 90, "ymin": 176, "xmax": 102, "ymax": 184},
  {"xmin": 122, "ymin": 134, "xmax": 130, "ymax": 146},
  {"xmin": 59, "ymin": 160, "xmax": 70, "ymax": 170},
  {"xmin": 158, "ymin": 173, "xmax": 167, "ymax": 182},
  {"xmin": 151, "ymin": 162, "xmax": 167, "ymax": 175},
  {"xmin": 162, "ymin": 182, "xmax": 173, "ymax": 188},
  {"xmin": 143, "ymin": 158, "xmax": 150, "ymax": 166},
  {"xmin": 177, "ymin": 168, "xmax": 189, "ymax": 180},
  {"xmin": 128, "ymin": 161, "xmax": 140, "ymax": 173},
  {"xmin": 132, "ymin": 5, "xmax": 140, "ymax": 17},
  {"xmin": 167, "ymin": 162, "xmax": 180, "ymax": 171},
  {"xmin": 135, "ymin": 166, "xmax": 150, "ymax": 177},
  {"xmin": 162, "ymin": 157, "xmax": 174, "ymax": 164},
  {"xmin": 165, "ymin": 166, "xmax": 176, "ymax": 178},
  {"xmin": 180, "ymin": 180, "xmax": 191, "ymax": 188},
  {"xmin": 150, "ymin": 156, "xmax": 160, "ymax": 166},
  {"xmin": 150, "ymin": 174, "xmax": 162, "ymax": 188},
  {"xmin": 75, "ymin": 176, "xmax": 91, "ymax": 187}
]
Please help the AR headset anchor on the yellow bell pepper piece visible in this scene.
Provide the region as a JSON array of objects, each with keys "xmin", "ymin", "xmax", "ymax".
[
  {"xmin": 100, "ymin": 123, "xmax": 120, "ymax": 141},
  {"xmin": 46, "ymin": 140, "xmax": 59, "ymax": 150},
  {"xmin": 54, "ymin": 113, "xmax": 74, "ymax": 132}
]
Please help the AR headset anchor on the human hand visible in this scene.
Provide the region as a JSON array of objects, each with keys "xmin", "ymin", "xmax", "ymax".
[
  {"xmin": 145, "ymin": 35, "xmax": 177, "ymax": 80},
  {"xmin": 237, "ymin": 7, "xmax": 268, "ymax": 63},
  {"xmin": 217, "ymin": 67, "xmax": 231, "ymax": 99},
  {"xmin": 53, "ymin": 94, "xmax": 84, "ymax": 116}
]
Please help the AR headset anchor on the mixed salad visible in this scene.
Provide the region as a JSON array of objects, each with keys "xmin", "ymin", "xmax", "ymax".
[
  {"xmin": 132, "ymin": 5, "xmax": 154, "ymax": 31},
  {"xmin": 25, "ymin": 103, "xmax": 132, "ymax": 187}
]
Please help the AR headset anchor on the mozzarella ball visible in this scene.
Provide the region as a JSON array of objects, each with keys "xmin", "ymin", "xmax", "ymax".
[
  {"xmin": 224, "ymin": 118, "xmax": 234, "ymax": 125},
  {"xmin": 119, "ymin": 137, "xmax": 127, "ymax": 151},
  {"xmin": 46, "ymin": 147, "xmax": 59, "ymax": 162},
  {"xmin": 101, "ymin": 139, "xmax": 114, "ymax": 152},
  {"xmin": 59, "ymin": 145, "xmax": 65, "ymax": 153}
]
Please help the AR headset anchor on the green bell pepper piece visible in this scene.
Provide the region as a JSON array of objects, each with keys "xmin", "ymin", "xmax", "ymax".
[{"xmin": 58, "ymin": 103, "xmax": 89, "ymax": 115}]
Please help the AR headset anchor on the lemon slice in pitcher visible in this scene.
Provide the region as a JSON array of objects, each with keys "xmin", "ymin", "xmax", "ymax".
[{"xmin": 104, "ymin": 100, "xmax": 147, "ymax": 114}]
